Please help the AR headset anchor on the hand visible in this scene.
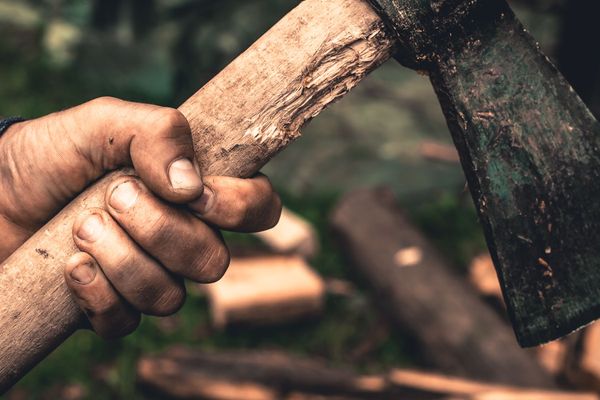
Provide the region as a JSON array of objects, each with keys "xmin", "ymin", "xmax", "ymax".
[{"xmin": 0, "ymin": 97, "xmax": 281, "ymax": 338}]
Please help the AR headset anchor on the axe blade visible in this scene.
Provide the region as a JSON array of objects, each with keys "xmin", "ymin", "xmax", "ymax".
[{"xmin": 369, "ymin": 0, "xmax": 600, "ymax": 347}]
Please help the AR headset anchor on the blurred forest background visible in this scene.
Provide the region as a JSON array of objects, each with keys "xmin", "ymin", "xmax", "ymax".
[{"xmin": 1, "ymin": 0, "xmax": 600, "ymax": 399}]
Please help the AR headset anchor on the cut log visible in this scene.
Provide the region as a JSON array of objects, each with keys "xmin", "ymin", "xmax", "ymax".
[
  {"xmin": 253, "ymin": 207, "xmax": 319, "ymax": 258},
  {"xmin": 388, "ymin": 370, "xmax": 597, "ymax": 400},
  {"xmin": 136, "ymin": 347, "xmax": 598, "ymax": 400},
  {"xmin": 0, "ymin": 0, "xmax": 394, "ymax": 391},
  {"xmin": 205, "ymin": 255, "xmax": 325, "ymax": 329},
  {"xmin": 136, "ymin": 347, "xmax": 389, "ymax": 399},
  {"xmin": 578, "ymin": 323, "xmax": 600, "ymax": 390},
  {"xmin": 330, "ymin": 188, "xmax": 554, "ymax": 387},
  {"xmin": 564, "ymin": 321, "xmax": 600, "ymax": 392}
]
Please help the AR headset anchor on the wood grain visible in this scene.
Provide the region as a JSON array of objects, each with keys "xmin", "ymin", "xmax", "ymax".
[{"xmin": 0, "ymin": 0, "xmax": 393, "ymax": 391}]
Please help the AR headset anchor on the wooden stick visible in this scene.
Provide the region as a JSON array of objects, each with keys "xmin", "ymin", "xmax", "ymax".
[{"xmin": 0, "ymin": 0, "xmax": 393, "ymax": 391}]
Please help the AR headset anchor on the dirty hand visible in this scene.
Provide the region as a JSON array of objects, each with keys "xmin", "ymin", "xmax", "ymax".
[{"xmin": 0, "ymin": 97, "xmax": 281, "ymax": 338}]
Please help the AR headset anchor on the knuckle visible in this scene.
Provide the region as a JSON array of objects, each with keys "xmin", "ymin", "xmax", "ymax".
[
  {"xmin": 153, "ymin": 107, "xmax": 189, "ymax": 135},
  {"xmin": 88, "ymin": 96, "xmax": 119, "ymax": 110}
]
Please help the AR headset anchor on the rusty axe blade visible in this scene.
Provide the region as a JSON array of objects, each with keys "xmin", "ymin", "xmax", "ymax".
[{"xmin": 368, "ymin": 0, "xmax": 600, "ymax": 347}]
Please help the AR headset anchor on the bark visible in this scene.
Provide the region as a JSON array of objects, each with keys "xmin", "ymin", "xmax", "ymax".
[
  {"xmin": 0, "ymin": 0, "xmax": 393, "ymax": 391},
  {"xmin": 330, "ymin": 188, "xmax": 554, "ymax": 387},
  {"xmin": 137, "ymin": 347, "xmax": 388, "ymax": 399}
]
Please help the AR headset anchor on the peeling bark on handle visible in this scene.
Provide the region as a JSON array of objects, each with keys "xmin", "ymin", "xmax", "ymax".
[{"xmin": 0, "ymin": 0, "xmax": 393, "ymax": 391}]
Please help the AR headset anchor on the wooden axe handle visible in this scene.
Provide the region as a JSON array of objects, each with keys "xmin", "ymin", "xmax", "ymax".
[{"xmin": 0, "ymin": 0, "xmax": 393, "ymax": 390}]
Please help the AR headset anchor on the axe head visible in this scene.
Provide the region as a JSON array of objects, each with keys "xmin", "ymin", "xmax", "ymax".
[{"xmin": 369, "ymin": 0, "xmax": 600, "ymax": 347}]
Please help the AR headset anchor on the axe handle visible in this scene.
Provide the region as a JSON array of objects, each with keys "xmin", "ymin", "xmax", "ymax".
[{"xmin": 0, "ymin": 0, "xmax": 393, "ymax": 391}]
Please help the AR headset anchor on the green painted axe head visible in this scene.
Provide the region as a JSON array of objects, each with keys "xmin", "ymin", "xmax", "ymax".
[{"xmin": 368, "ymin": 0, "xmax": 600, "ymax": 347}]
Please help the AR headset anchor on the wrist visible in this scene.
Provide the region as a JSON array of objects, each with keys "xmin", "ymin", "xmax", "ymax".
[{"xmin": 0, "ymin": 117, "xmax": 26, "ymax": 137}]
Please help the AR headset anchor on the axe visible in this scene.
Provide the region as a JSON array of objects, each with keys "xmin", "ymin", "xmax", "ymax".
[{"xmin": 0, "ymin": 0, "xmax": 598, "ymax": 390}]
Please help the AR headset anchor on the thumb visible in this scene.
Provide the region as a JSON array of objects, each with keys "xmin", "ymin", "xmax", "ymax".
[
  {"xmin": 0, "ymin": 97, "xmax": 202, "ymax": 233},
  {"xmin": 72, "ymin": 97, "xmax": 204, "ymax": 204}
]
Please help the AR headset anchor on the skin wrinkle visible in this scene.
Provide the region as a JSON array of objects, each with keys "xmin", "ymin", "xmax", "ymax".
[{"xmin": 0, "ymin": 97, "xmax": 281, "ymax": 341}]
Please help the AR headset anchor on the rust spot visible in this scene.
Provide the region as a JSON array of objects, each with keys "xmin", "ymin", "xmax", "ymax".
[
  {"xmin": 538, "ymin": 258, "xmax": 553, "ymax": 278},
  {"xmin": 35, "ymin": 248, "xmax": 49, "ymax": 259},
  {"xmin": 539, "ymin": 200, "xmax": 546, "ymax": 213},
  {"xmin": 517, "ymin": 235, "xmax": 533, "ymax": 244},
  {"xmin": 538, "ymin": 257, "xmax": 551, "ymax": 270},
  {"xmin": 537, "ymin": 290, "xmax": 545, "ymax": 301},
  {"xmin": 474, "ymin": 111, "xmax": 495, "ymax": 120}
]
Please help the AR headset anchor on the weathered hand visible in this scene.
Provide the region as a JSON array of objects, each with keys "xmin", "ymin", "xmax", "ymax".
[{"xmin": 0, "ymin": 97, "xmax": 281, "ymax": 339}]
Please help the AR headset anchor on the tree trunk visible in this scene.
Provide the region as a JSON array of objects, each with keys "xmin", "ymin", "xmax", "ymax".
[{"xmin": 330, "ymin": 188, "xmax": 554, "ymax": 387}]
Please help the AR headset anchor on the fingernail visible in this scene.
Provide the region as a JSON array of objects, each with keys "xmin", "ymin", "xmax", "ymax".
[
  {"xmin": 77, "ymin": 214, "xmax": 104, "ymax": 242},
  {"xmin": 169, "ymin": 158, "xmax": 203, "ymax": 190},
  {"xmin": 191, "ymin": 186, "xmax": 215, "ymax": 214},
  {"xmin": 70, "ymin": 262, "xmax": 97, "ymax": 285},
  {"xmin": 110, "ymin": 180, "xmax": 139, "ymax": 212}
]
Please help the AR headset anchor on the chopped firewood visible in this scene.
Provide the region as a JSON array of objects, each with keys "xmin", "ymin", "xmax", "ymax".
[
  {"xmin": 565, "ymin": 321, "xmax": 600, "ymax": 391},
  {"xmin": 469, "ymin": 253, "xmax": 503, "ymax": 301},
  {"xmin": 579, "ymin": 322, "xmax": 600, "ymax": 385},
  {"xmin": 136, "ymin": 347, "xmax": 598, "ymax": 400},
  {"xmin": 330, "ymin": 189, "xmax": 555, "ymax": 387},
  {"xmin": 469, "ymin": 254, "xmax": 568, "ymax": 377},
  {"xmin": 205, "ymin": 255, "xmax": 325, "ymax": 329},
  {"xmin": 388, "ymin": 369, "xmax": 597, "ymax": 400},
  {"xmin": 254, "ymin": 207, "xmax": 319, "ymax": 258},
  {"xmin": 536, "ymin": 340, "xmax": 569, "ymax": 377},
  {"xmin": 420, "ymin": 140, "xmax": 461, "ymax": 163}
]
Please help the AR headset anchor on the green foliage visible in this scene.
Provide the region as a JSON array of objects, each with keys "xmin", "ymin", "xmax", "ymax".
[
  {"xmin": 0, "ymin": 0, "xmax": 558, "ymax": 397},
  {"xmin": 16, "ymin": 193, "xmax": 415, "ymax": 399}
]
